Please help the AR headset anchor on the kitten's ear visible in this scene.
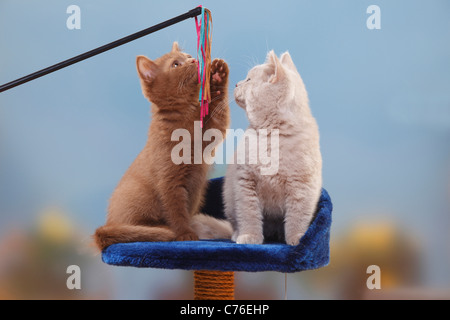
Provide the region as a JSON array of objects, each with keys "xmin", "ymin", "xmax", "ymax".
[
  {"xmin": 280, "ymin": 51, "xmax": 298, "ymax": 72},
  {"xmin": 171, "ymin": 41, "xmax": 181, "ymax": 53},
  {"xmin": 266, "ymin": 50, "xmax": 286, "ymax": 84},
  {"xmin": 136, "ymin": 55, "xmax": 158, "ymax": 82}
]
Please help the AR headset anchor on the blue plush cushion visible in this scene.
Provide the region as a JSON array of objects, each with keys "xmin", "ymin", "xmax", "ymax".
[{"xmin": 102, "ymin": 178, "xmax": 332, "ymax": 273}]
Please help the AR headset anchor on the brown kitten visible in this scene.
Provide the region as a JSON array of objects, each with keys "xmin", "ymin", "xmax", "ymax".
[{"xmin": 93, "ymin": 42, "xmax": 230, "ymax": 251}]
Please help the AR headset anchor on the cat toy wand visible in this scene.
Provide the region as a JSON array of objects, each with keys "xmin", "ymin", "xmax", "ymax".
[
  {"xmin": 1, "ymin": 6, "xmax": 229, "ymax": 299},
  {"xmin": 0, "ymin": 7, "xmax": 203, "ymax": 93}
]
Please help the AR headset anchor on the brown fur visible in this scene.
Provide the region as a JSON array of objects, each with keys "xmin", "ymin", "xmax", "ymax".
[{"xmin": 93, "ymin": 42, "xmax": 230, "ymax": 251}]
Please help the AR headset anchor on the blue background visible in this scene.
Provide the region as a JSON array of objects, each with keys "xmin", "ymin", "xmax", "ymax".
[{"xmin": 0, "ymin": 0, "xmax": 449, "ymax": 299}]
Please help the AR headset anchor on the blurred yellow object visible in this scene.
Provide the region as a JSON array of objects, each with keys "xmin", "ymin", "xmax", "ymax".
[
  {"xmin": 298, "ymin": 219, "xmax": 422, "ymax": 299},
  {"xmin": 382, "ymin": 271, "xmax": 399, "ymax": 289},
  {"xmin": 38, "ymin": 208, "xmax": 74, "ymax": 244},
  {"xmin": 349, "ymin": 221, "xmax": 396, "ymax": 251}
]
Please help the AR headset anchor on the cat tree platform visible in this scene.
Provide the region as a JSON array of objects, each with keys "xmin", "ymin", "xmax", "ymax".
[{"xmin": 101, "ymin": 177, "xmax": 333, "ymax": 299}]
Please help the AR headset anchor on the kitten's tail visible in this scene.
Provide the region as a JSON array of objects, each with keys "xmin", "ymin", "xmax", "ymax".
[
  {"xmin": 93, "ymin": 225, "xmax": 175, "ymax": 251},
  {"xmin": 190, "ymin": 214, "xmax": 232, "ymax": 240},
  {"xmin": 93, "ymin": 215, "xmax": 232, "ymax": 252}
]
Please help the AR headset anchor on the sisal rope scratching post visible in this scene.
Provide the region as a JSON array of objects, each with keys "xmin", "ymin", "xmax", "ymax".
[{"xmin": 194, "ymin": 270, "xmax": 235, "ymax": 300}]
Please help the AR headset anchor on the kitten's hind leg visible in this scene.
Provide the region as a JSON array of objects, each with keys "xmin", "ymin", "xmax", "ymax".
[
  {"xmin": 159, "ymin": 182, "xmax": 199, "ymax": 242},
  {"xmin": 284, "ymin": 188, "xmax": 318, "ymax": 246}
]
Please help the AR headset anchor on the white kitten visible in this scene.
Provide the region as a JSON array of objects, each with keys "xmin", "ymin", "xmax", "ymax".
[{"xmin": 223, "ymin": 51, "xmax": 322, "ymax": 246}]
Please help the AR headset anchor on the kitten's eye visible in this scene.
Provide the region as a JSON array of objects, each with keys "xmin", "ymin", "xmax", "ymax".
[
  {"xmin": 246, "ymin": 78, "xmax": 251, "ymax": 82},
  {"xmin": 172, "ymin": 61, "xmax": 180, "ymax": 68}
]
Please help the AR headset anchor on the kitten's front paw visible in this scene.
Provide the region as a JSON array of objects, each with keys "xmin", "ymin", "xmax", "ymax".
[
  {"xmin": 210, "ymin": 59, "xmax": 229, "ymax": 97},
  {"xmin": 236, "ymin": 233, "xmax": 263, "ymax": 245},
  {"xmin": 285, "ymin": 233, "xmax": 304, "ymax": 246}
]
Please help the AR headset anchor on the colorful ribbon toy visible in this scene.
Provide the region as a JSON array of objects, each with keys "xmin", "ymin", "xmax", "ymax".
[{"xmin": 195, "ymin": 6, "xmax": 213, "ymax": 127}]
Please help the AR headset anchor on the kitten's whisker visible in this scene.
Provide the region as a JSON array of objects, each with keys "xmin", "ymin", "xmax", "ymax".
[{"xmin": 203, "ymin": 99, "xmax": 228, "ymax": 126}]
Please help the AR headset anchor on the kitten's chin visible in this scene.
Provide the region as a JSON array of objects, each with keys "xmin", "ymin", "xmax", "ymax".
[
  {"xmin": 234, "ymin": 97, "xmax": 246, "ymax": 109},
  {"xmin": 234, "ymin": 88, "xmax": 246, "ymax": 109},
  {"xmin": 188, "ymin": 69, "xmax": 198, "ymax": 82}
]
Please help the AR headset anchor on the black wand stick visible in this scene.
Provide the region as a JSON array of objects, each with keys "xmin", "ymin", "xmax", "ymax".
[{"xmin": 0, "ymin": 7, "xmax": 202, "ymax": 93}]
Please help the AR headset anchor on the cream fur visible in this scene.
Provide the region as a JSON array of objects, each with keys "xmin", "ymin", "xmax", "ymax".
[
  {"xmin": 190, "ymin": 213, "xmax": 233, "ymax": 239},
  {"xmin": 224, "ymin": 51, "xmax": 322, "ymax": 245}
]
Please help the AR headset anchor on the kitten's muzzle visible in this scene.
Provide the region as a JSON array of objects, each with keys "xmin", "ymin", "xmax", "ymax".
[{"xmin": 234, "ymin": 87, "xmax": 246, "ymax": 109}]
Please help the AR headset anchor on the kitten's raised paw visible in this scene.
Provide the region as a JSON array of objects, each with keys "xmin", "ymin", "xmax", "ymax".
[
  {"xmin": 176, "ymin": 231, "xmax": 199, "ymax": 241},
  {"xmin": 236, "ymin": 233, "xmax": 263, "ymax": 245},
  {"xmin": 210, "ymin": 59, "xmax": 229, "ymax": 96}
]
